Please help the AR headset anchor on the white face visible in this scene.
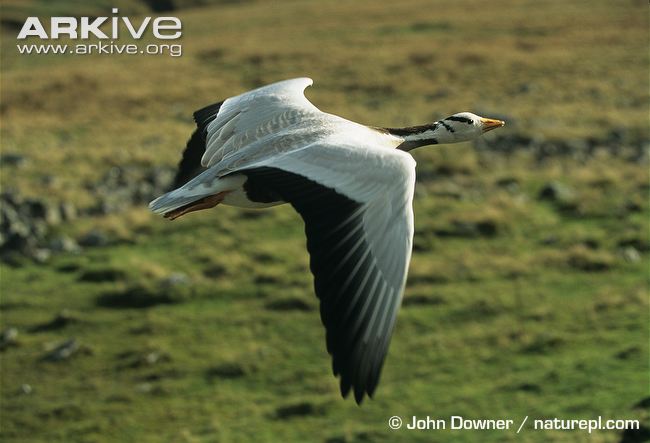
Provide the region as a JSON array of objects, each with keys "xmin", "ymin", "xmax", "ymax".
[{"xmin": 442, "ymin": 112, "xmax": 505, "ymax": 142}]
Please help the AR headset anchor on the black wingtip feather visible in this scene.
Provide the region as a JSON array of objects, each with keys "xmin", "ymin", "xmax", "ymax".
[
  {"xmin": 340, "ymin": 378, "xmax": 351, "ymax": 398},
  {"xmin": 171, "ymin": 128, "xmax": 206, "ymax": 188},
  {"xmin": 170, "ymin": 100, "xmax": 225, "ymax": 189},
  {"xmin": 193, "ymin": 100, "xmax": 224, "ymax": 130},
  {"xmin": 354, "ymin": 388, "xmax": 365, "ymax": 405}
]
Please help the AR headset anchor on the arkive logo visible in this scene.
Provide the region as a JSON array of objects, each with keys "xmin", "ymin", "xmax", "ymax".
[
  {"xmin": 15, "ymin": 8, "xmax": 183, "ymax": 57},
  {"xmin": 17, "ymin": 8, "xmax": 182, "ymax": 40}
]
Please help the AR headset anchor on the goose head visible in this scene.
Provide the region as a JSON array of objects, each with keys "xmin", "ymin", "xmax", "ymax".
[
  {"xmin": 440, "ymin": 112, "xmax": 505, "ymax": 142},
  {"xmin": 386, "ymin": 112, "xmax": 505, "ymax": 150}
]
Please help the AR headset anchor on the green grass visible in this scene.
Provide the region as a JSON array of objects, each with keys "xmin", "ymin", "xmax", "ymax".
[
  {"xmin": 1, "ymin": 0, "xmax": 649, "ymax": 442},
  {"xmin": 2, "ymin": 200, "xmax": 647, "ymax": 442}
]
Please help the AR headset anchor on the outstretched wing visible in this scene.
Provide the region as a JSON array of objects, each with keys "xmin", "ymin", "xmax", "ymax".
[
  {"xmin": 239, "ymin": 144, "xmax": 416, "ymax": 403},
  {"xmin": 201, "ymin": 77, "xmax": 320, "ymax": 168},
  {"xmin": 171, "ymin": 77, "xmax": 319, "ymax": 187}
]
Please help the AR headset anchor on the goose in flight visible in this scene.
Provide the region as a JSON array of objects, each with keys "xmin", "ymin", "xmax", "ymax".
[{"xmin": 149, "ymin": 78, "xmax": 504, "ymax": 403}]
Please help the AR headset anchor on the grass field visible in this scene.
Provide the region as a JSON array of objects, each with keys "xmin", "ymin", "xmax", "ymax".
[{"xmin": 1, "ymin": 0, "xmax": 649, "ymax": 442}]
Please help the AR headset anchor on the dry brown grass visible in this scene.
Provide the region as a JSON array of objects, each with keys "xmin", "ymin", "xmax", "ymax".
[{"xmin": 2, "ymin": 0, "xmax": 648, "ymax": 202}]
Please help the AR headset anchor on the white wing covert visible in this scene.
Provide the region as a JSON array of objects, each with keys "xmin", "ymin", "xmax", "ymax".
[{"xmin": 201, "ymin": 77, "xmax": 321, "ymax": 168}]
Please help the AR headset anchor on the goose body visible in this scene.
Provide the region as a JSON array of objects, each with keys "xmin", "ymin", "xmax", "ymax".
[{"xmin": 150, "ymin": 78, "xmax": 504, "ymax": 403}]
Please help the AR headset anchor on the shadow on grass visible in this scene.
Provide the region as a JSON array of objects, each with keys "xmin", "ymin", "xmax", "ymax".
[
  {"xmin": 273, "ymin": 401, "xmax": 326, "ymax": 419},
  {"xmin": 96, "ymin": 283, "xmax": 191, "ymax": 309}
]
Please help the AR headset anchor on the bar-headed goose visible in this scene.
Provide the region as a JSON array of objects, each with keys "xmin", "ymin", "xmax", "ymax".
[{"xmin": 150, "ymin": 78, "xmax": 504, "ymax": 403}]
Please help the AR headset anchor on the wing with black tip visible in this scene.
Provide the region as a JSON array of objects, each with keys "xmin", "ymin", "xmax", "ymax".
[{"xmin": 239, "ymin": 144, "xmax": 416, "ymax": 403}]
